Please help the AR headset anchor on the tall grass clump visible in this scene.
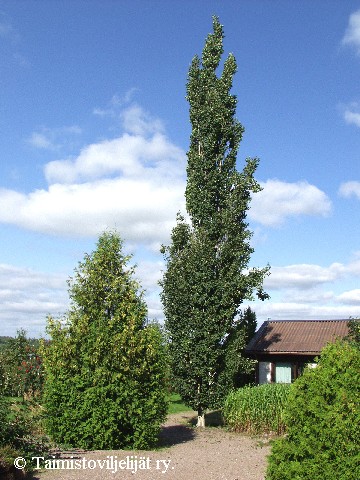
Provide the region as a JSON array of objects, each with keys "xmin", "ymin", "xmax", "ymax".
[{"xmin": 223, "ymin": 383, "xmax": 291, "ymax": 435}]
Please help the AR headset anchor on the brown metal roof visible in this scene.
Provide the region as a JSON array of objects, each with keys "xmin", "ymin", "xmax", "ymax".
[{"xmin": 245, "ymin": 320, "xmax": 350, "ymax": 355}]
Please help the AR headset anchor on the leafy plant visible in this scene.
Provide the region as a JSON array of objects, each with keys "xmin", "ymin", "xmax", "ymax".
[
  {"xmin": 41, "ymin": 231, "xmax": 168, "ymax": 450},
  {"xmin": 0, "ymin": 329, "xmax": 44, "ymax": 398},
  {"xmin": 266, "ymin": 340, "xmax": 360, "ymax": 480},
  {"xmin": 160, "ymin": 16, "xmax": 269, "ymax": 428},
  {"xmin": 223, "ymin": 383, "xmax": 290, "ymax": 435},
  {"xmin": 347, "ymin": 317, "xmax": 360, "ymax": 346},
  {"xmin": 0, "ymin": 395, "xmax": 49, "ymax": 473}
]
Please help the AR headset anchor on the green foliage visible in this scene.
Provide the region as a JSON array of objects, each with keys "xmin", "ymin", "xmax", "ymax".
[
  {"xmin": 347, "ymin": 317, "xmax": 360, "ymax": 346},
  {"xmin": 0, "ymin": 396, "xmax": 20, "ymax": 447},
  {"xmin": 160, "ymin": 17, "xmax": 269, "ymax": 422},
  {"xmin": 0, "ymin": 336, "xmax": 12, "ymax": 349},
  {"xmin": 0, "ymin": 395, "xmax": 48, "ymax": 473},
  {"xmin": 42, "ymin": 231, "xmax": 168, "ymax": 450},
  {"xmin": 223, "ymin": 384, "xmax": 290, "ymax": 435},
  {"xmin": 219, "ymin": 307, "xmax": 258, "ymax": 390},
  {"xmin": 266, "ymin": 340, "xmax": 360, "ymax": 480},
  {"xmin": 0, "ymin": 329, "xmax": 44, "ymax": 398}
]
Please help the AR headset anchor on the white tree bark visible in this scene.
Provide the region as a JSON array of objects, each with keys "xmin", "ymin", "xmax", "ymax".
[{"xmin": 197, "ymin": 409, "xmax": 205, "ymax": 427}]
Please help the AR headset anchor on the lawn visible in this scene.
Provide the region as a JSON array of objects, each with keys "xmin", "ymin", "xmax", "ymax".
[{"xmin": 167, "ymin": 393, "xmax": 192, "ymax": 414}]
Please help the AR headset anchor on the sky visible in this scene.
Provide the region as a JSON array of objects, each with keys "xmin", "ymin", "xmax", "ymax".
[{"xmin": 1, "ymin": 0, "xmax": 360, "ymax": 337}]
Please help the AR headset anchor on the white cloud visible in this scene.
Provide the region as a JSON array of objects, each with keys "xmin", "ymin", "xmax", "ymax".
[
  {"xmin": 0, "ymin": 179, "xmax": 184, "ymax": 243},
  {"xmin": 249, "ymin": 257, "xmax": 360, "ymax": 324},
  {"xmin": 337, "ymin": 289, "xmax": 360, "ymax": 305},
  {"xmin": 135, "ymin": 259, "xmax": 164, "ymax": 291},
  {"xmin": 264, "ymin": 263, "xmax": 344, "ymax": 290},
  {"xmin": 342, "ymin": 9, "xmax": 360, "ymax": 55},
  {"xmin": 1, "ymin": 105, "xmax": 186, "ymax": 246},
  {"xmin": 0, "ymin": 264, "xmax": 68, "ymax": 336},
  {"xmin": 252, "ymin": 300, "xmax": 358, "ymax": 323},
  {"xmin": 339, "ymin": 101, "xmax": 360, "ymax": 128},
  {"xmin": 250, "ymin": 179, "xmax": 332, "ymax": 226},
  {"xmin": 0, "ymin": 264, "xmax": 64, "ymax": 290},
  {"xmin": 264, "ymin": 257, "xmax": 360, "ymax": 291},
  {"xmin": 29, "ymin": 132, "xmax": 55, "ymax": 150},
  {"xmin": 343, "ymin": 106, "xmax": 360, "ymax": 128},
  {"xmin": 285, "ymin": 290, "xmax": 335, "ymax": 305},
  {"xmin": 6, "ymin": 107, "xmax": 333, "ymax": 245},
  {"xmin": 135, "ymin": 259, "xmax": 165, "ymax": 322},
  {"xmin": 339, "ymin": 181, "xmax": 360, "ymax": 200},
  {"xmin": 120, "ymin": 104, "xmax": 164, "ymax": 136},
  {"xmin": 0, "ymin": 257, "xmax": 165, "ymax": 336},
  {"xmin": 28, "ymin": 125, "xmax": 82, "ymax": 151},
  {"xmin": 93, "ymin": 89, "xmax": 139, "ymax": 117},
  {"xmin": 45, "ymin": 132, "xmax": 183, "ymax": 184}
]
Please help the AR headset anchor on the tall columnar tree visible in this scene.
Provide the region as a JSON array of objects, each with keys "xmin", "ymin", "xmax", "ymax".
[
  {"xmin": 42, "ymin": 231, "xmax": 168, "ymax": 449},
  {"xmin": 160, "ymin": 17, "xmax": 269, "ymax": 426}
]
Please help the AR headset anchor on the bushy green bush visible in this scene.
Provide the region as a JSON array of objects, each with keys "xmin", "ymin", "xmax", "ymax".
[
  {"xmin": 0, "ymin": 395, "xmax": 48, "ymax": 474},
  {"xmin": 223, "ymin": 383, "xmax": 290, "ymax": 435},
  {"xmin": 0, "ymin": 330, "xmax": 44, "ymax": 399},
  {"xmin": 42, "ymin": 232, "xmax": 168, "ymax": 450},
  {"xmin": 266, "ymin": 340, "xmax": 360, "ymax": 480},
  {"xmin": 0, "ymin": 396, "xmax": 15, "ymax": 447}
]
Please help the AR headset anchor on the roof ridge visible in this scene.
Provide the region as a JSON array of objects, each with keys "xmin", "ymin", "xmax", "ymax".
[{"xmin": 266, "ymin": 319, "xmax": 349, "ymax": 323}]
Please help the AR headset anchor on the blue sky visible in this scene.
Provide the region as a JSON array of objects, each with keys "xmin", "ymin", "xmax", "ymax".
[{"xmin": 1, "ymin": 0, "xmax": 360, "ymax": 336}]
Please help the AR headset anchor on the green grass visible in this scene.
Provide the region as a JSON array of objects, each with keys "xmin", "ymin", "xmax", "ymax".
[
  {"xmin": 167, "ymin": 393, "xmax": 192, "ymax": 414},
  {"xmin": 166, "ymin": 395, "xmax": 223, "ymax": 427}
]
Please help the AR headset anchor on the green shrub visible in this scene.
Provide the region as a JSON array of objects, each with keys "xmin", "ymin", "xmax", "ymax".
[
  {"xmin": 0, "ymin": 396, "xmax": 13, "ymax": 447},
  {"xmin": 42, "ymin": 232, "xmax": 168, "ymax": 450},
  {"xmin": 223, "ymin": 383, "xmax": 290, "ymax": 435},
  {"xmin": 0, "ymin": 330, "xmax": 44, "ymax": 399},
  {"xmin": 0, "ymin": 395, "xmax": 49, "ymax": 473},
  {"xmin": 266, "ymin": 340, "xmax": 360, "ymax": 480}
]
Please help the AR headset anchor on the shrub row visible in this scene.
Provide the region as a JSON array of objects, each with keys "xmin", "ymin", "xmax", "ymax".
[{"xmin": 223, "ymin": 383, "xmax": 290, "ymax": 435}]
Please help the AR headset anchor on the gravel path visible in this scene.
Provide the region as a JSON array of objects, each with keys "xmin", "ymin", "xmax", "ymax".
[{"xmin": 32, "ymin": 412, "xmax": 270, "ymax": 480}]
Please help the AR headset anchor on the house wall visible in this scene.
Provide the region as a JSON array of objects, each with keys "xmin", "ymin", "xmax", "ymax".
[
  {"xmin": 258, "ymin": 361, "xmax": 273, "ymax": 384},
  {"xmin": 256, "ymin": 355, "xmax": 317, "ymax": 384}
]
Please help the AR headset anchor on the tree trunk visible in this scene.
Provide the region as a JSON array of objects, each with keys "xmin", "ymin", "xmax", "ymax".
[{"xmin": 197, "ymin": 407, "xmax": 205, "ymax": 427}]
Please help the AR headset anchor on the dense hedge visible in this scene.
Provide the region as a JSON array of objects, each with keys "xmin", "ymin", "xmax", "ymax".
[
  {"xmin": 266, "ymin": 340, "xmax": 360, "ymax": 480},
  {"xmin": 223, "ymin": 383, "xmax": 291, "ymax": 435}
]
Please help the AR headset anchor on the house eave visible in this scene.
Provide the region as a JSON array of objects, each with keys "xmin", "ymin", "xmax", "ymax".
[{"xmin": 246, "ymin": 351, "xmax": 320, "ymax": 356}]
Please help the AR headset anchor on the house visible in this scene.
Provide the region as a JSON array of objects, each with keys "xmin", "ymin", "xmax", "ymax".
[{"xmin": 245, "ymin": 319, "xmax": 349, "ymax": 384}]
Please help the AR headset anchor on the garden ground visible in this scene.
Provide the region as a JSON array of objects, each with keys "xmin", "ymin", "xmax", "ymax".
[{"xmin": 33, "ymin": 411, "xmax": 271, "ymax": 480}]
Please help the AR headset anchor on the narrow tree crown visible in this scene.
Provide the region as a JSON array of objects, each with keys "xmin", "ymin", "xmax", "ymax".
[
  {"xmin": 68, "ymin": 231, "xmax": 147, "ymax": 331},
  {"xmin": 186, "ymin": 17, "xmax": 259, "ymax": 233}
]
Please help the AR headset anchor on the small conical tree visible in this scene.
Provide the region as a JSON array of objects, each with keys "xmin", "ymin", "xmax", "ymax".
[
  {"xmin": 160, "ymin": 17, "xmax": 269, "ymax": 427},
  {"xmin": 42, "ymin": 231, "xmax": 167, "ymax": 449}
]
